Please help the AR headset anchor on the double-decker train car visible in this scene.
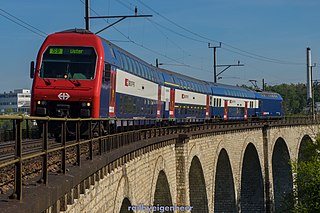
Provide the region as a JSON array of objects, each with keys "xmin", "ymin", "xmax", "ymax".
[
  {"xmin": 30, "ymin": 29, "xmax": 283, "ymax": 133},
  {"xmin": 255, "ymin": 91, "xmax": 283, "ymax": 118},
  {"xmin": 208, "ymin": 83, "xmax": 257, "ymax": 120}
]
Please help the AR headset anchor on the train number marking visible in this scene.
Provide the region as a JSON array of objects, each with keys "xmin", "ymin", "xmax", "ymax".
[{"xmin": 58, "ymin": 92, "xmax": 70, "ymax": 100}]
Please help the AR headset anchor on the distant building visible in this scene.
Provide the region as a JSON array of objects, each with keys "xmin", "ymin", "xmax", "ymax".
[{"xmin": 0, "ymin": 89, "xmax": 31, "ymax": 114}]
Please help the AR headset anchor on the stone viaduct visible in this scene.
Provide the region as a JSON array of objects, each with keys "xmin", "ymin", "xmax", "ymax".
[{"xmin": 43, "ymin": 123, "xmax": 318, "ymax": 213}]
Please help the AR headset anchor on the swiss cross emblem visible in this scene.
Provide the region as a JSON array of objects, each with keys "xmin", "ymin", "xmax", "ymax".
[{"xmin": 58, "ymin": 92, "xmax": 70, "ymax": 100}]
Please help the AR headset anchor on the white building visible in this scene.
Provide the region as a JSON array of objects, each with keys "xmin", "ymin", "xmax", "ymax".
[{"xmin": 0, "ymin": 89, "xmax": 31, "ymax": 114}]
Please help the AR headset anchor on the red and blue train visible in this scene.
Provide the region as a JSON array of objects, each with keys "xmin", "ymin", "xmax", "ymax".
[{"xmin": 30, "ymin": 29, "xmax": 283, "ymax": 129}]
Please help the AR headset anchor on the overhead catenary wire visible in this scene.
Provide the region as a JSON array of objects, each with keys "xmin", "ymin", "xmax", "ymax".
[
  {"xmin": 79, "ymin": 0, "xmax": 213, "ymax": 73},
  {"xmin": 135, "ymin": 0, "xmax": 304, "ymax": 66},
  {"xmin": 113, "ymin": 0, "xmax": 211, "ymax": 67},
  {"xmin": 0, "ymin": 8, "xmax": 47, "ymax": 38}
]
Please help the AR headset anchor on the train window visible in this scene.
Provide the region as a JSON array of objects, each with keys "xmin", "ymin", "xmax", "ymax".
[
  {"xmin": 154, "ymin": 72, "xmax": 159, "ymax": 83},
  {"xmin": 121, "ymin": 54, "xmax": 128, "ymax": 71},
  {"xmin": 140, "ymin": 65, "xmax": 145, "ymax": 78},
  {"xmin": 150, "ymin": 69, "xmax": 155, "ymax": 81},
  {"xmin": 150, "ymin": 100, "xmax": 153, "ymax": 115},
  {"xmin": 119, "ymin": 95, "xmax": 123, "ymax": 114},
  {"xmin": 142, "ymin": 64, "xmax": 147, "ymax": 79},
  {"xmin": 119, "ymin": 54, "xmax": 124, "ymax": 68},
  {"xmin": 135, "ymin": 61, "xmax": 139, "ymax": 75},
  {"xmin": 131, "ymin": 59, "xmax": 137, "ymax": 75},
  {"xmin": 137, "ymin": 62, "xmax": 143, "ymax": 77},
  {"xmin": 136, "ymin": 61, "xmax": 141, "ymax": 76},
  {"xmin": 187, "ymin": 81, "xmax": 191, "ymax": 90},
  {"xmin": 144, "ymin": 68, "xmax": 149, "ymax": 80},
  {"xmin": 123, "ymin": 95, "xmax": 128, "ymax": 114},
  {"xmin": 145, "ymin": 67, "xmax": 150, "ymax": 80},
  {"xmin": 157, "ymin": 72, "xmax": 163, "ymax": 83},
  {"xmin": 149, "ymin": 68, "xmax": 154, "ymax": 81},
  {"xmin": 133, "ymin": 97, "xmax": 137, "ymax": 114},
  {"xmin": 153, "ymin": 70, "xmax": 158, "ymax": 82},
  {"xmin": 153, "ymin": 100, "xmax": 157, "ymax": 114},
  {"xmin": 104, "ymin": 64, "xmax": 111, "ymax": 81},
  {"xmin": 213, "ymin": 98, "xmax": 216, "ymax": 107},
  {"xmin": 41, "ymin": 46, "xmax": 96, "ymax": 80},
  {"xmin": 133, "ymin": 60, "xmax": 139, "ymax": 76},
  {"xmin": 143, "ymin": 99, "xmax": 147, "ymax": 115},
  {"xmin": 109, "ymin": 47, "xmax": 116, "ymax": 59},
  {"xmin": 143, "ymin": 66, "xmax": 149, "ymax": 80},
  {"xmin": 127, "ymin": 56, "xmax": 133, "ymax": 73},
  {"xmin": 128, "ymin": 96, "xmax": 132, "ymax": 113},
  {"xmin": 150, "ymin": 69, "xmax": 155, "ymax": 82}
]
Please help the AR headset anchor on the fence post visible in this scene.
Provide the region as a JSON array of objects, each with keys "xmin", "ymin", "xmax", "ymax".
[
  {"xmin": 89, "ymin": 120, "xmax": 93, "ymax": 160},
  {"xmin": 10, "ymin": 118, "xmax": 23, "ymax": 200},
  {"xmin": 40, "ymin": 120, "xmax": 49, "ymax": 185},
  {"xmin": 76, "ymin": 120, "xmax": 81, "ymax": 166},
  {"xmin": 61, "ymin": 120, "xmax": 67, "ymax": 174}
]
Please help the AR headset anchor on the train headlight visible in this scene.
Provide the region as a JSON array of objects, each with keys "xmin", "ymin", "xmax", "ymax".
[
  {"xmin": 81, "ymin": 102, "xmax": 91, "ymax": 107},
  {"xmin": 37, "ymin": 100, "xmax": 47, "ymax": 105}
]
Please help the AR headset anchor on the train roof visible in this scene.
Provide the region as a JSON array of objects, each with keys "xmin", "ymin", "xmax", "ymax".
[
  {"xmin": 207, "ymin": 82, "xmax": 256, "ymax": 98},
  {"xmin": 255, "ymin": 91, "xmax": 283, "ymax": 100},
  {"xmin": 54, "ymin": 29, "xmax": 281, "ymax": 99},
  {"xmin": 158, "ymin": 68, "xmax": 211, "ymax": 93}
]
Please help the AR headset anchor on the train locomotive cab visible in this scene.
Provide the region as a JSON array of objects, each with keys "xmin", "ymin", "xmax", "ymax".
[
  {"xmin": 30, "ymin": 29, "xmax": 104, "ymax": 119},
  {"xmin": 30, "ymin": 29, "xmax": 105, "ymax": 137},
  {"xmin": 254, "ymin": 91, "xmax": 284, "ymax": 119}
]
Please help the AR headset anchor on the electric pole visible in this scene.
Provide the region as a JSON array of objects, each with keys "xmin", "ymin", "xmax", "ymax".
[
  {"xmin": 208, "ymin": 42, "xmax": 221, "ymax": 83},
  {"xmin": 85, "ymin": 0, "xmax": 90, "ymax": 30},
  {"xmin": 84, "ymin": 1, "xmax": 152, "ymax": 34},
  {"xmin": 307, "ymin": 47, "xmax": 313, "ymax": 115},
  {"xmin": 208, "ymin": 43, "xmax": 244, "ymax": 83}
]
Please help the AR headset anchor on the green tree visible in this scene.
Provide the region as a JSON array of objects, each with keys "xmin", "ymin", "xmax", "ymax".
[{"xmin": 282, "ymin": 138, "xmax": 320, "ymax": 212}]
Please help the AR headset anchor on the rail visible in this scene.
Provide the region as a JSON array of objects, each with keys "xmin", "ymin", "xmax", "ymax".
[{"xmin": 0, "ymin": 115, "xmax": 319, "ymax": 200}]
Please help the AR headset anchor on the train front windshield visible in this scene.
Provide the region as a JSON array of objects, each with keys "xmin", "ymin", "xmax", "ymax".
[{"xmin": 40, "ymin": 46, "xmax": 96, "ymax": 80}]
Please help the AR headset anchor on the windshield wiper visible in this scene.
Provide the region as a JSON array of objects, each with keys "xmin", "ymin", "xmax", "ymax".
[
  {"xmin": 43, "ymin": 78, "xmax": 51, "ymax": 86},
  {"xmin": 63, "ymin": 72, "xmax": 81, "ymax": 86},
  {"xmin": 68, "ymin": 79, "xmax": 81, "ymax": 87}
]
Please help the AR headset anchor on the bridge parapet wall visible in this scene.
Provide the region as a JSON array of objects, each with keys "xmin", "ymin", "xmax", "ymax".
[{"xmin": 54, "ymin": 124, "xmax": 320, "ymax": 213}]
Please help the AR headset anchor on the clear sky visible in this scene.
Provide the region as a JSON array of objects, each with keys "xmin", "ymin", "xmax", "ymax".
[{"xmin": 1, "ymin": 0, "xmax": 320, "ymax": 92}]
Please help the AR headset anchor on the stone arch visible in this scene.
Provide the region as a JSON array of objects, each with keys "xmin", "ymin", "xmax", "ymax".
[
  {"xmin": 153, "ymin": 170, "xmax": 173, "ymax": 212},
  {"xmin": 240, "ymin": 143, "xmax": 265, "ymax": 212},
  {"xmin": 214, "ymin": 148, "xmax": 237, "ymax": 212},
  {"xmin": 119, "ymin": 198, "xmax": 133, "ymax": 213},
  {"xmin": 150, "ymin": 156, "xmax": 171, "ymax": 204},
  {"xmin": 189, "ymin": 156, "xmax": 209, "ymax": 212},
  {"xmin": 298, "ymin": 134, "xmax": 313, "ymax": 162},
  {"xmin": 113, "ymin": 175, "xmax": 132, "ymax": 213},
  {"xmin": 272, "ymin": 137, "xmax": 293, "ymax": 212}
]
